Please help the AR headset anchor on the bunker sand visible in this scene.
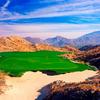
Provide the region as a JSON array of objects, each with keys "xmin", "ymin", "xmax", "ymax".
[{"xmin": 0, "ymin": 70, "xmax": 97, "ymax": 100}]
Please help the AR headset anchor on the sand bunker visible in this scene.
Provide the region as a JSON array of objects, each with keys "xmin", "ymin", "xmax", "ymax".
[{"xmin": 0, "ymin": 70, "xmax": 97, "ymax": 100}]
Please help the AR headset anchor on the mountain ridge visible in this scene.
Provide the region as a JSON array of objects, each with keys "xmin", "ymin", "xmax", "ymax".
[
  {"xmin": 0, "ymin": 36, "xmax": 79, "ymax": 53},
  {"xmin": 24, "ymin": 31, "xmax": 100, "ymax": 48}
]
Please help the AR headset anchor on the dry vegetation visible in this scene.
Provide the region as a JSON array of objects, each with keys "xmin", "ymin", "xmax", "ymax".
[
  {"xmin": 0, "ymin": 72, "xmax": 6, "ymax": 94},
  {"xmin": 44, "ymin": 73, "xmax": 100, "ymax": 100}
]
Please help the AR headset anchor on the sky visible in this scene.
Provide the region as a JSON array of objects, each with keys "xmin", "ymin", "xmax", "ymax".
[{"xmin": 0, "ymin": 0, "xmax": 100, "ymax": 39}]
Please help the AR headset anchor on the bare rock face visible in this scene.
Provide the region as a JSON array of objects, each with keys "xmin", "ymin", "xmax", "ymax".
[
  {"xmin": 0, "ymin": 36, "xmax": 36, "ymax": 52},
  {"xmin": 43, "ymin": 74, "xmax": 100, "ymax": 100}
]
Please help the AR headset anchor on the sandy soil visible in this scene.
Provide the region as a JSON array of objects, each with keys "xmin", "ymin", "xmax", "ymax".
[{"xmin": 0, "ymin": 70, "xmax": 97, "ymax": 100}]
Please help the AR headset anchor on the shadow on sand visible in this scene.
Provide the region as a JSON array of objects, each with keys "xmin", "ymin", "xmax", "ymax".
[{"xmin": 36, "ymin": 84, "xmax": 50, "ymax": 100}]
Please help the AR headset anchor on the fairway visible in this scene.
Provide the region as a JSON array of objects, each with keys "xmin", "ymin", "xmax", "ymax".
[{"xmin": 0, "ymin": 51, "xmax": 94, "ymax": 76}]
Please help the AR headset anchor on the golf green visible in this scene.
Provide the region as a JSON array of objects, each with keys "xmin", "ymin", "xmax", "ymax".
[{"xmin": 0, "ymin": 51, "xmax": 94, "ymax": 76}]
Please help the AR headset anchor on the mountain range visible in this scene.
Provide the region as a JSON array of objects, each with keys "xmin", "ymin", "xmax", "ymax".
[
  {"xmin": 0, "ymin": 36, "xmax": 79, "ymax": 53},
  {"xmin": 25, "ymin": 31, "xmax": 100, "ymax": 48}
]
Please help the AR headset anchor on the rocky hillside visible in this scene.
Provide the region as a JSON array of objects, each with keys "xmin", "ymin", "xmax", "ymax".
[
  {"xmin": 34, "ymin": 43, "xmax": 64, "ymax": 52},
  {"xmin": 0, "ymin": 36, "xmax": 36, "ymax": 52},
  {"xmin": 60, "ymin": 45, "xmax": 80, "ymax": 59},
  {"xmin": 0, "ymin": 36, "xmax": 79, "ymax": 53},
  {"xmin": 63, "ymin": 45, "xmax": 80, "ymax": 53},
  {"xmin": 79, "ymin": 45, "xmax": 100, "ymax": 51},
  {"xmin": 44, "ymin": 74, "xmax": 100, "ymax": 100},
  {"xmin": 33, "ymin": 44, "xmax": 79, "ymax": 53},
  {"xmin": 77, "ymin": 46, "xmax": 100, "ymax": 69}
]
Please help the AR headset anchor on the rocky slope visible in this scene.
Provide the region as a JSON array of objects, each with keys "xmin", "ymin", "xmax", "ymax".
[
  {"xmin": 79, "ymin": 45, "xmax": 100, "ymax": 51},
  {"xmin": 60, "ymin": 45, "xmax": 80, "ymax": 59},
  {"xmin": 34, "ymin": 43, "xmax": 65, "ymax": 52},
  {"xmin": 0, "ymin": 36, "xmax": 36, "ymax": 52},
  {"xmin": 63, "ymin": 45, "xmax": 80, "ymax": 53},
  {"xmin": 77, "ymin": 46, "xmax": 100, "ymax": 69},
  {"xmin": 44, "ymin": 73, "xmax": 100, "ymax": 100}
]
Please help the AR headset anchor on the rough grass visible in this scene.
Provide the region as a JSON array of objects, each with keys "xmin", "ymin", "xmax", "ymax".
[{"xmin": 0, "ymin": 51, "xmax": 94, "ymax": 76}]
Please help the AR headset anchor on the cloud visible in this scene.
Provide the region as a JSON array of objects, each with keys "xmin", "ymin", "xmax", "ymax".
[
  {"xmin": 3, "ymin": 0, "xmax": 10, "ymax": 8},
  {"xmin": 1, "ymin": 0, "xmax": 10, "ymax": 10},
  {"xmin": 0, "ymin": 0, "xmax": 100, "ymax": 21},
  {"xmin": 39, "ymin": 0, "xmax": 65, "ymax": 3},
  {"xmin": 0, "ymin": 23, "xmax": 100, "ymax": 39},
  {"xmin": 0, "ymin": 0, "xmax": 12, "ymax": 18},
  {"xmin": 28, "ymin": 0, "xmax": 100, "ymax": 18},
  {"xmin": 0, "ymin": 0, "xmax": 100, "ymax": 39}
]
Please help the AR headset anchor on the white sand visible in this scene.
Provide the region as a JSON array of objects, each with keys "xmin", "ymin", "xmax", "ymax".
[{"xmin": 0, "ymin": 70, "xmax": 97, "ymax": 100}]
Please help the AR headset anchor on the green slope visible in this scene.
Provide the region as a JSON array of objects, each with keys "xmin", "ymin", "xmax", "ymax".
[{"xmin": 0, "ymin": 51, "xmax": 94, "ymax": 76}]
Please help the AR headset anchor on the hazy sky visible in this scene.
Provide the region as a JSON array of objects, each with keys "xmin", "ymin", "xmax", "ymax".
[{"xmin": 0, "ymin": 0, "xmax": 100, "ymax": 39}]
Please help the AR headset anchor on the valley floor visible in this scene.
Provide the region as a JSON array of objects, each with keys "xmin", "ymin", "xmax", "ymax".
[{"xmin": 0, "ymin": 70, "xmax": 97, "ymax": 100}]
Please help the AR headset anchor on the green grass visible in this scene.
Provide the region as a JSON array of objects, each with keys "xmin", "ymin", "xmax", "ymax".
[{"xmin": 0, "ymin": 51, "xmax": 94, "ymax": 76}]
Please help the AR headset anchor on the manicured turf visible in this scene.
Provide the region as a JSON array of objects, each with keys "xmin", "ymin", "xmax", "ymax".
[{"xmin": 0, "ymin": 51, "xmax": 94, "ymax": 76}]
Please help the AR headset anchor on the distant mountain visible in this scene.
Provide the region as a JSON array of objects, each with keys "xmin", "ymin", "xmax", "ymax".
[
  {"xmin": 25, "ymin": 37, "xmax": 45, "ymax": 44},
  {"xmin": 2, "ymin": 31, "xmax": 99, "ymax": 52},
  {"xmin": 74, "ymin": 31, "xmax": 100, "ymax": 48},
  {"xmin": 45, "ymin": 36, "xmax": 73, "ymax": 47},
  {"xmin": 45, "ymin": 31, "xmax": 100, "ymax": 48}
]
